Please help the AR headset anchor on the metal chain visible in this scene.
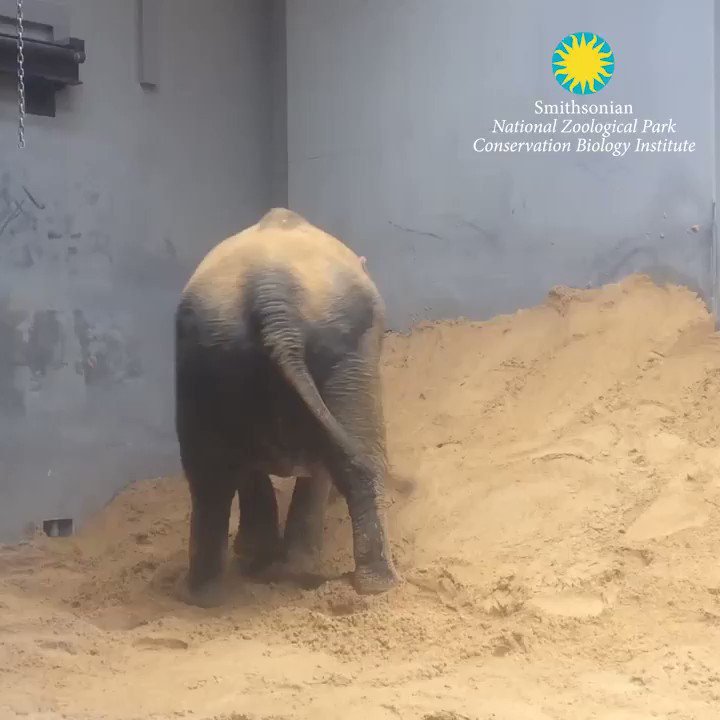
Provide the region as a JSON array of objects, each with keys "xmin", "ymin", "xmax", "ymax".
[{"xmin": 16, "ymin": 0, "xmax": 26, "ymax": 149}]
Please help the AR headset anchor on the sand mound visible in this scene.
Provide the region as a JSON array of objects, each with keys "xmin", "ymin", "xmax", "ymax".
[{"xmin": 2, "ymin": 274, "xmax": 720, "ymax": 719}]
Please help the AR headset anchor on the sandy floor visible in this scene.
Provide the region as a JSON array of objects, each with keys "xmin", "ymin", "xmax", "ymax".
[{"xmin": 2, "ymin": 274, "xmax": 720, "ymax": 719}]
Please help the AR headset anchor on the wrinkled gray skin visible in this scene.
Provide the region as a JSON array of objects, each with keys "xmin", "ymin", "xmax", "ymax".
[{"xmin": 174, "ymin": 208, "xmax": 400, "ymax": 607}]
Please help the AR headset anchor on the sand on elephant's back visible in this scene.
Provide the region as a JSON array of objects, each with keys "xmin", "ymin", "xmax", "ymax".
[{"xmin": 3, "ymin": 274, "xmax": 720, "ymax": 719}]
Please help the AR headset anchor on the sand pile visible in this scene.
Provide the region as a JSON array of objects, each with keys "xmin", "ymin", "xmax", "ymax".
[{"xmin": 2, "ymin": 274, "xmax": 720, "ymax": 719}]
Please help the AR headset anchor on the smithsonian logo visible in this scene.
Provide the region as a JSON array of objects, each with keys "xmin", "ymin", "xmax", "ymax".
[{"xmin": 552, "ymin": 32, "xmax": 614, "ymax": 94}]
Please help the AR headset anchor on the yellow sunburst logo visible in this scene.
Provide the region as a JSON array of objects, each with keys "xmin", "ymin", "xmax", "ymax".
[{"xmin": 553, "ymin": 32, "xmax": 615, "ymax": 95}]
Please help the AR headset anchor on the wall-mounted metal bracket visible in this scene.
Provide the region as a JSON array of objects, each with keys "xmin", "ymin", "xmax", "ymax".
[{"xmin": 0, "ymin": 1, "xmax": 85, "ymax": 117}]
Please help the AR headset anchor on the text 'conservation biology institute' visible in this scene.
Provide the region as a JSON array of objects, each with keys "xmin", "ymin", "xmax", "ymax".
[{"xmin": 473, "ymin": 100, "xmax": 696, "ymax": 158}]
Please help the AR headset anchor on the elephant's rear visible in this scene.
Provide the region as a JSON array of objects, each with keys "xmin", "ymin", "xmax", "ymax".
[
  {"xmin": 175, "ymin": 208, "xmax": 385, "ymax": 464},
  {"xmin": 175, "ymin": 267, "xmax": 381, "ymax": 468}
]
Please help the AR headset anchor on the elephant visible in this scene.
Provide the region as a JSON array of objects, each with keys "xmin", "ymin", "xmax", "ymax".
[{"xmin": 174, "ymin": 207, "xmax": 400, "ymax": 607}]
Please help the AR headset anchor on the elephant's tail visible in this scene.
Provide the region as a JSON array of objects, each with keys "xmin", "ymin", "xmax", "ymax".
[
  {"xmin": 274, "ymin": 347, "xmax": 361, "ymax": 460},
  {"xmin": 252, "ymin": 276, "xmax": 362, "ymax": 464}
]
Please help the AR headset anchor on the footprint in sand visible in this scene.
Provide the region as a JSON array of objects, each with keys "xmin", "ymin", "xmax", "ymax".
[
  {"xmin": 626, "ymin": 490, "xmax": 708, "ymax": 542},
  {"xmin": 529, "ymin": 593, "xmax": 604, "ymax": 618},
  {"xmin": 36, "ymin": 639, "xmax": 78, "ymax": 655}
]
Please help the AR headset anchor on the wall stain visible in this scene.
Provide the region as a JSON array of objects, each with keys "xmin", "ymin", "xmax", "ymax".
[
  {"xmin": 26, "ymin": 310, "xmax": 65, "ymax": 378},
  {"xmin": 0, "ymin": 174, "xmax": 157, "ymax": 414},
  {"xmin": 0, "ymin": 299, "xmax": 26, "ymax": 415},
  {"xmin": 163, "ymin": 236, "xmax": 177, "ymax": 259},
  {"xmin": 0, "ymin": 189, "xmax": 36, "ymax": 239},
  {"xmin": 19, "ymin": 245, "xmax": 33, "ymax": 268},
  {"xmin": 0, "ymin": 176, "xmax": 114, "ymax": 271},
  {"xmin": 0, "ymin": 299, "xmax": 143, "ymax": 417},
  {"xmin": 22, "ymin": 185, "xmax": 45, "ymax": 210},
  {"xmin": 388, "ymin": 220, "xmax": 443, "ymax": 241},
  {"xmin": 73, "ymin": 310, "xmax": 142, "ymax": 387}
]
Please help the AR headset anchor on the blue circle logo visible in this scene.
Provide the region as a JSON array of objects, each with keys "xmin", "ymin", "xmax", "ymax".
[{"xmin": 553, "ymin": 32, "xmax": 615, "ymax": 94}]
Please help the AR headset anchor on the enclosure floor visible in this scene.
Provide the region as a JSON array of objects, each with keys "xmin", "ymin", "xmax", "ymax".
[{"xmin": 2, "ymin": 274, "xmax": 720, "ymax": 720}]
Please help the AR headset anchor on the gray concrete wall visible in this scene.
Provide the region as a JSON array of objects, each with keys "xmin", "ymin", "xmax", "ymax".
[
  {"xmin": 2, "ymin": 0, "xmax": 715, "ymax": 540},
  {"xmin": 0, "ymin": 0, "xmax": 275, "ymax": 540},
  {"xmin": 286, "ymin": 0, "xmax": 716, "ymax": 328}
]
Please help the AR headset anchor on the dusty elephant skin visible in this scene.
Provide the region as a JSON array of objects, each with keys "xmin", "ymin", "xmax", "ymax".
[{"xmin": 174, "ymin": 207, "xmax": 400, "ymax": 606}]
